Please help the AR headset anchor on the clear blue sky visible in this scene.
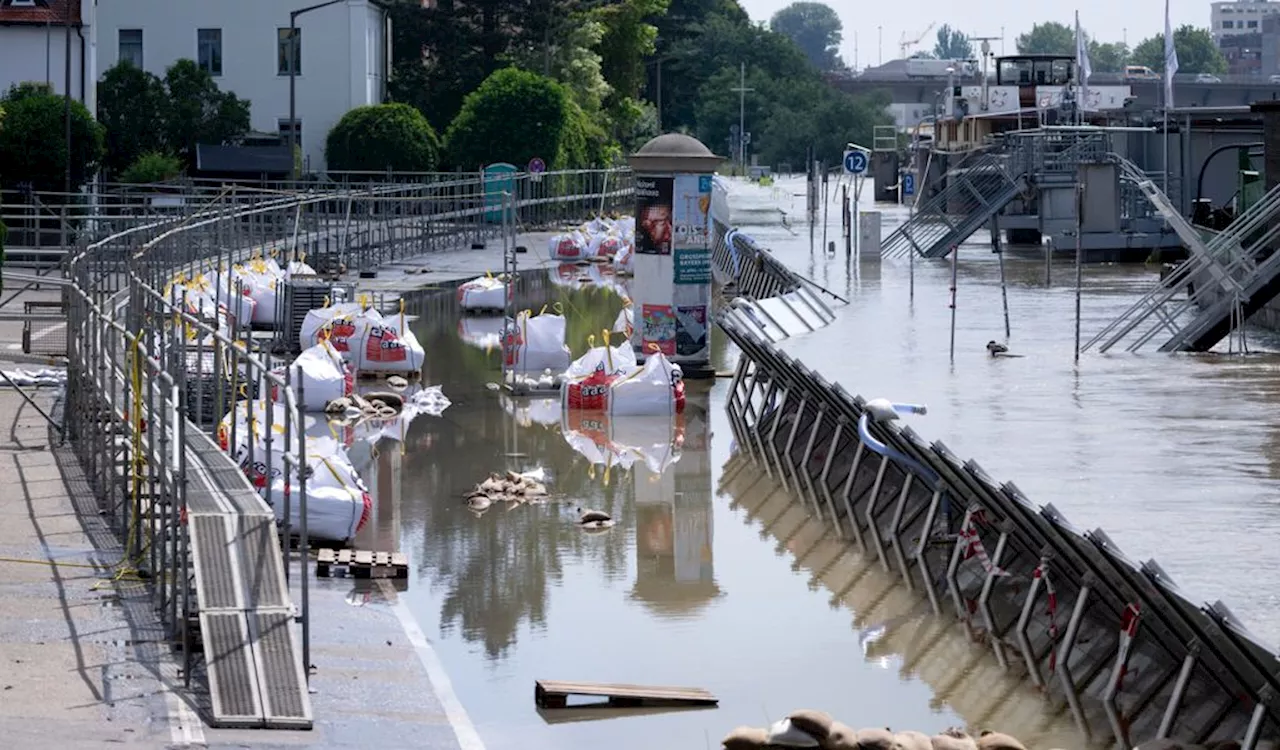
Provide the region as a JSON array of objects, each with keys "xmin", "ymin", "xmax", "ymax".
[{"xmin": 737, "ymin": 0, "xmax": 1212, "ymax": 68}]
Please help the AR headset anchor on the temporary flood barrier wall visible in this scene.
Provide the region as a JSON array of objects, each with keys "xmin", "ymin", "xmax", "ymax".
[{"xmin": 708, "ymin": 189, "xmax": 1280, "ymax": 749}]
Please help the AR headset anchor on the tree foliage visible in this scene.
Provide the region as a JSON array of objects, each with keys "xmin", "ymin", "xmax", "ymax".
[
  {"xmin": 326, "ymin": 103, "xmax": 441, "ymax": 173},
  {"xmin": 1016, "ymin": 22, "xmax": 1074, "ymax": 55},
  {"xmin": 120, "ymin": 151, "xmax": 183, "ymax": 184},
  {"xmin": 0, "ymin": 83, "xmax": 104, "ymax": 193},
  {"xmin": 1131, "ymin": 26, "xmax": 1226, "ymax": 75},
  {"xmin": 162, "ymin": 60, "xmax": 252, "ymax": 167},
  {"xmin": 933, "ymin": 25, "xmax": 973, "ymax": 60},
  {"xmin": 769, "ymin": 2, "xmax": 843, "ymax": 71},
  {"xmin": 1088, "ymin": 41, "xmax": 1129, "ymax": 73},
  {"xmin": 97, "ymin": 59, "xmax": 250, "ymax": 177},
  {"xmin": 445, "ymin": 67, "xmax": 594, "ymax": 170}
]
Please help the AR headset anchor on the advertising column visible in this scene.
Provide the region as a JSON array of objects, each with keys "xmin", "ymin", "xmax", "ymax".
[
  {"xmin": 632, "ymin": 175, "xmax": 676, "ymax": 356},
  {"xmin": 671, "ymin": 174, "xmax": 713, "ymax": 368}
]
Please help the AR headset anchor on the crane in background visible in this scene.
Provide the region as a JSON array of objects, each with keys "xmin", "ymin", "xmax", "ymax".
[{"xmin": 899, "ymin": 22, "xmax": 936, "ymax": 58}]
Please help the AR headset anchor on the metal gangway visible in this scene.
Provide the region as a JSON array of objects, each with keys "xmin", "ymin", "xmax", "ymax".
[
  {"xmin": 1083, "ymin": 163, "xmax": 1280, "ymax": 353},
  {"xmin": 882, "ymin": 151, "xmax": 1027, "ymax": 259}
]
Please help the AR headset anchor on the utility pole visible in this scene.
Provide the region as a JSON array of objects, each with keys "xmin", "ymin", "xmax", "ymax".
[
  {"xmin": 289, "ymin": 0, "xmax": 346, "ymax": 180},
  {"xmin": 731, "ymin": 63, "xmax": 753, "ymax": 172}
]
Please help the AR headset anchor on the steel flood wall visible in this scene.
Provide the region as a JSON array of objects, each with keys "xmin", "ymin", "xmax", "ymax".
[{"xmin": 707, "ymin": 191, "xmax": 1280, "ymax": 749}]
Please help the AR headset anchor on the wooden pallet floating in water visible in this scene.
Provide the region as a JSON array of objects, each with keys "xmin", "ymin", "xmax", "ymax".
[
  {"xmin": 534, "ymin": 680, "xmax": 718, "ymax": 709},
  {"xmin": 315, "ymin": 548, "xmax": 409, "ymax": 579}
]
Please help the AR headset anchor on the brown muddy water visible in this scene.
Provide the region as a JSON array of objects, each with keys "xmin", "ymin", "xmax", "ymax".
[{"xmin": 345, "ymin": 179, "xmax": 1280, "ymax": 750}]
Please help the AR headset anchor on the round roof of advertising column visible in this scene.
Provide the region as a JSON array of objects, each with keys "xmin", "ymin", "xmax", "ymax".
[{"xmin": 627, "ymin": 133, "xmax": 723, "ymax": 174}]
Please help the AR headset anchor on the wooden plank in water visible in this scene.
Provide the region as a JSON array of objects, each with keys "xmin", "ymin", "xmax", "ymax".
[{"xmin": 534, "ymin": 680, "xmax": 718, "ymax": 709}]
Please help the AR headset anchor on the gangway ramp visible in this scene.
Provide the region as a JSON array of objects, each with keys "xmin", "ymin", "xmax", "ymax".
[
  {"xmin": 882, "ymin": 152, "xmax": 1027, "ymax": 259},
  {"xmin": 1084, "ymin": 179, "xmax": 1280, "ymax": 353},
  {"xmin": 186, "ymin": 432, "xmax": 313, "ymax": 729}
]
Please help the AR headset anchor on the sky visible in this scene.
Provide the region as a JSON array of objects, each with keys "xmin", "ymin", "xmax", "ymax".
[{"xmin": 737, "ymin": 0, "xmax": 1217, "ymax": 68}]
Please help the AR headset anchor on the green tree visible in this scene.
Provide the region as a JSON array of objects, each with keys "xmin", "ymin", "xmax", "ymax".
[
  {"xmin": 1087, "ymin": 40, "xmax": 1129, "ymax": 73},
  {"xmin": 445, "ymin": 67, "xmax": 590, "ymax": 170},
  {"xmin": 0, "ymin": 83, "xmax": 105, "ymax": 193},
  {"xmin": 120, "ymin": 151, "xmax": 183, "ymax": 184},
  {"xmin": 326, "ymin": 103, "xmax": 441, "ymax": 173},
  {"xmin": 769, "ymin": 2, "xmax": 843, "ymax": 71},
  {"xmin": 97, "ymin": 62, "xmax": 169, "ymax": 177},
  {"xmin": 1016, "ymin": 22, "xmax": 1074, "ymax": 55},
  {"xmin": 1131, "ymin": 25, "xmax": 1226, "ymax": 75},
  {"xmin": 933, "ymin": 25, "xmax": 973, "ymax": 60},
  {"xmin": 161, "ymin": 60, "xmax": 251, "ymax": 167}
]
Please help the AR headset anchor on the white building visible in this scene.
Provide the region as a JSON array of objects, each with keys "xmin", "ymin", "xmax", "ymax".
[
  {"xmin": 1211, "ymin": 0, "xmax": 1280, "ymax": 41},
  {"xmin": 0, "ymin": 0, "xmax": 97, "ymax": 115},
  {"xmin": 95, "ymin": 0, "xmax": 390, "ymax": 172}
]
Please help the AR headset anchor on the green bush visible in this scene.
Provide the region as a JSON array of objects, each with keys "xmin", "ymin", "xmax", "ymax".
[
  {"xmin": 120, "ymin": 151, "xmax": 183, "ymax": 184},
  {"xmin": 325, "ymin": 103, "xmax": 440, "ymax": 173},
  {"xmin": 0, "ymin": 83, "xmax": 105, "ymax": 193},
  {"xmin": 444, "ymin": 67, "xmax": 591, "ymax": 171}
]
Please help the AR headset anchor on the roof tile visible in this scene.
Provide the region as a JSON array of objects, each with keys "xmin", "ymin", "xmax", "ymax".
[{"xmin": 0, "ymin": 1, "xmax": 82, "ymax": 26}]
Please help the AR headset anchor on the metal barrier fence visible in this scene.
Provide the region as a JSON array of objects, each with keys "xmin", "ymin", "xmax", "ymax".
[
  {"xmin": 709, "ymin": 220, "xmax": 1280, "ymax": 748},
  {"xmin": 59, "ymin": 167, "xmax": 633, "ymax": 728}
]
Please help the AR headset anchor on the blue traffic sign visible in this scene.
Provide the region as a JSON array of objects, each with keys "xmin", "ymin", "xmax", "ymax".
[
  {"xmin": 903, "ymin": 172, "xmax": 915, "ymax": 196},
  {"xmin": 843, "ymin": 150, "xmax": 868, "ymax": 175},
  {"xmin": 528, "ymin": 157, "xmax": 547, "ymax": 174}
]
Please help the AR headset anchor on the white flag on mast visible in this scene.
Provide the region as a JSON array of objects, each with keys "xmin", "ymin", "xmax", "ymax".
[
  {"xmin": 1075, "ymin": 11, "xmax": 1091, "ymax": 110},
  {"xmin": 1164, "ymin": 0, "xmax": 1179, "ymax": 108}
]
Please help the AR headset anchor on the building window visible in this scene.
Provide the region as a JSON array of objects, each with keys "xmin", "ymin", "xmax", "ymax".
[
  {"xmin": 1249, "ymin": 20, "xmax": 1259, "ymax": 27},
  {"xmin": 1223, "ymin": 20, "xmax": 1234, "ymax": 28},
  {"xmin": 119, "ymin": 29, "xmax": 143, "ymax": 68},
  {"xmin": 197, "ymin": 29, "xmax": 222, "ymax": 76},
  {"xmin": 277, "ymin": 28, "xmax": 301, "ymax": 75}
]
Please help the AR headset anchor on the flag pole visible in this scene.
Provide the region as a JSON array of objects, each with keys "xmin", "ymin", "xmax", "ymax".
[{"xmin": 1163, "ymin": 0, "xmax": 1178, "ymax": 196}]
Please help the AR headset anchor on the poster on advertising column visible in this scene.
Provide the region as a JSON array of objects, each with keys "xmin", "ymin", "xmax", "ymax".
[
  {"xmin": 635, "ymin": 176, "xmax": 674, "ymax": 255},
  {"xmin": 672, "ymin": 174, "xmax": 712, "ymax": 283}
]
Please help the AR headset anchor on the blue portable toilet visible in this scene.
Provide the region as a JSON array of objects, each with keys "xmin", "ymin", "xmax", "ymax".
[{"xmin": 483, "ymin": 162, "xmax": 518, "ymax": 223}]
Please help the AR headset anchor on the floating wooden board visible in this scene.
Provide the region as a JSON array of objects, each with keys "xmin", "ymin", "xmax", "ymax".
[{"xmin": 534, "ymin": 680, "xmax": 718, "ymax": 709}]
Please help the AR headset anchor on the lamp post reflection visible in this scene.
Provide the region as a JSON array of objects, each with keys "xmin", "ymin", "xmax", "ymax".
[{"xmin": 630, "ymin": 392, "xmax": 721, "ymax": 615}]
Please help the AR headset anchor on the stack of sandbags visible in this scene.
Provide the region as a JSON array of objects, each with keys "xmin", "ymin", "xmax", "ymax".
[{"xmin": 720, "ymin": 715, "xmax": 1017, "ymax": 750}]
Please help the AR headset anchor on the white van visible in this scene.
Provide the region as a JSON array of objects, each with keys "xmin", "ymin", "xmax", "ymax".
[{"xmin": 1123, "ymin": 65, "xmax": 1160, "ymax": 80}]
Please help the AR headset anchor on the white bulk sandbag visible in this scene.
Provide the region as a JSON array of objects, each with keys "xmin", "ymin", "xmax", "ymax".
[
  {"xmin": 457, "ymin": 275, "xmax": 509, "ymax": 311},
  {"xmin": 549, "ymin": 232, "xmax": 587, "ymax": 261},
  {"xmin": 609, "ymin": 415, "xmax": 682, "ymax": 474},
  {"xmin": 505, "ymin": 310, "xmax": 571, "ymax": 373},
  {"xmin": 597, "ymin": 235, "xmax": 624, "ymax": 258},
  {"xmin": 285, "ymin": 260, "xmax": 316, "ymax": 277},
  {"xmin": 266, "ymin": 452, "xmax": 371, "ymax": 543},
  {"xmin": 608, "ymin": 352, "xmax": 685, "ymax": 416},
  {"xmin": 299, "ymin": 302, "xmax": 364, "ymax": 354},
  {"xmin": 611, "ymin": 241, "xmax": 634, "ymax": 274},
  {"xmin": 565, "ymin": 343, "xmax": 636, "ymax": 380},
  {"xmin": 273, "ymin": 341, "xmax": 353, "ymax": 411},
  {"xmin": 353, "ymin": 314, "xmax": 425, "ymax": 373},
  {"xmin": 613, "ymin": 307, "xmax": 634, "ymax": 338}
]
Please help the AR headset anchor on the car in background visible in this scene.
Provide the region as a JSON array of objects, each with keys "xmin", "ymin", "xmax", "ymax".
[
  {"xmin": 1270, "ymin": 74, "xmax": 1280, "ymax": 84},
  {"xmin": 1195, "ymin": 73, "xmax": 1222, "ymax": 83},
  {"xmin": 1123, "ymin": 65, "xmax": 1160, "ymax": 80}
]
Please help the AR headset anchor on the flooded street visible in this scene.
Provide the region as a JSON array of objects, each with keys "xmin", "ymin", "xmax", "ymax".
[
  {"xmin": 357, "ymin": 267, "xmax": 1078, "ymax": 748},
  {"xmin": 748, "ymin": 176, "xmax": 1280, "ymax": 643},
  {"xmin": 339, "ymin": 177, "xmax": 1280, "ymax": 750}
]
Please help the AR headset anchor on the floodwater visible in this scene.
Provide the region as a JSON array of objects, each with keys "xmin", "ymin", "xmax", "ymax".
[
  {"xmin": 749, "ymin": 175, "xmax": 1280, "ymax": 642},
  {"xmin": 346, "ymin": 176, "xmax": 1280, "ymax": 750}
]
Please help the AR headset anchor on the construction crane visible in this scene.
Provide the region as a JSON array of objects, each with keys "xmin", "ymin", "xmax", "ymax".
[{"xmin": 899, "ymin": 22, "xmax": 937, "ymax": 58}]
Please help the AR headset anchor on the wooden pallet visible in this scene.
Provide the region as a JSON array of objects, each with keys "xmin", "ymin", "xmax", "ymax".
[
  {"xmin": 534, "ymin": 680, "xmax": 718, "ymax": 709},
  {"xmin": 315, "ymin": 548, "xmax": 409, "ymax": 579},
  {"xmin": 356, "ymin": 370, "xmax": 421, "ymax": 381}
]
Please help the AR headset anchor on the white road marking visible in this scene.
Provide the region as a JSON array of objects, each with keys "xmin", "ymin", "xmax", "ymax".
[
  {"xmin": 378, "ymin": 579, "xmax": 485, "ymax": 750},
  {"xmin": 161, "ymin": 662, "xmax": 207, "ymax": 747},
  {"xmin": 6, "ymin": 321, "xmax": 65, "ymax": 350}
]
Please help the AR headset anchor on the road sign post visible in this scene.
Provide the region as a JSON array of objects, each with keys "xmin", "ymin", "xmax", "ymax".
[
  {"xmin": 528, "ymin": 157, "xmax": 546, "ymax": 183},
  {"xmin": 843, "ymin": 149, "xmax": 868, "ymax": 175}
]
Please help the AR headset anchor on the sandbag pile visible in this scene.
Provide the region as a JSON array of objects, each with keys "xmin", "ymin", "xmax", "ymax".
[
  {"xmin": 721, "ymin": 714, "xmax": 1029, "ymax": 750},
  {"xmin": 271, "ymin": 341, "xmax": 354, "ymax": 411},
  {"xmin": 219, "ymin": 256, "xmax": 317, "ymax": 326},
  {"xmin": 548, "ymin": 216, "xmax": 636, "ymax": 262},
  {"xmin": 561, "ymin": 342, "xmax": 685, "ymax": 416},
  {"xmin": 298, "ymin": 302, "xmax": 426, "ymax": 373},
  {"xmin": 457, "ymin": 274, "xmax": 511, "ymax": 312},
  {"xmin": 461, "ymin": 470, "xmax": 549, "ymax": 514}
]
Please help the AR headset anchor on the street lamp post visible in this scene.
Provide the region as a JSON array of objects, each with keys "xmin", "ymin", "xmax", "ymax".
[{"xmin": 289, "ymin": 0, "xmax": 346, "ymax": 179}]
